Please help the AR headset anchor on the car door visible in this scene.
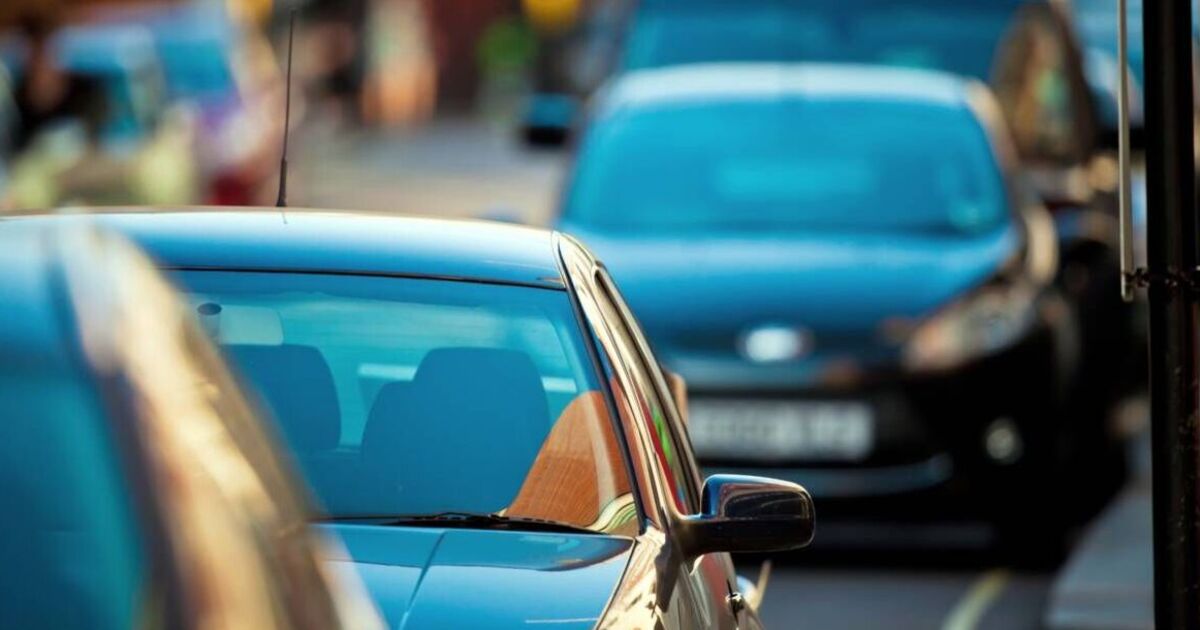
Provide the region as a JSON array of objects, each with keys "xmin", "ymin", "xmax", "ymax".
[{"xmin": 589, "ymin": 265, "xmax": 746, "ymax": 630}]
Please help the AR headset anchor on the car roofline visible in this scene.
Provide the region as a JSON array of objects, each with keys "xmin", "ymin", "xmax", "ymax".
[{"xmin": 1, "ymin": 207, "xmax": 569, "ymax": 289}]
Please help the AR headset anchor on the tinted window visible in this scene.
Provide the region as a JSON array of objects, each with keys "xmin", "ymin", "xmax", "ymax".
[
  {"xmin": 179, "ymin": 271, "xmax": 637, "ymax": 535},
  {"xmin": 623, "ymin": 1, "xmax": 1022, "ymax": 81},
  {"xmin": 0, "ymin": 364, "xmax": 147, "ymax": 630},
  {"xmin": 566, "ymin": 100, "xmax": 1010, "ymax": 236}
]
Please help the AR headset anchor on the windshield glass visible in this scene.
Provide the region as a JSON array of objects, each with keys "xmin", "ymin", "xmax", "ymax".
[
  {"xmin": 565, "ymin": 100, "xmax": 1010, "ymax": 236},
  {"xmin": 177, "ymin": 271, "xmax": 637, "ymax": 536},
  {"xmin": 623, "ymin": 1, "xmax": 1022, "ymax": 81}
]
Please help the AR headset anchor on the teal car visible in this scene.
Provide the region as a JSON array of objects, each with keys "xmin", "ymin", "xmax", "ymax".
[{"xmin": 7, "ymin": 208, "xmax": 816, "ymax": 629}]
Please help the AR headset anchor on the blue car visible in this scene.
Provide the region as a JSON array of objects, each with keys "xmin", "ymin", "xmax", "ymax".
[
  {"xmin": 558, "ymin": 63, "xmax": 1097, "ymax": 552},
  {"xmin": 0, "ymin": 221, "xmax": 381, "ymax": 630},
  {"xmin": 8, "ymin": 209, "xmax": 816, "ymax": 629}
]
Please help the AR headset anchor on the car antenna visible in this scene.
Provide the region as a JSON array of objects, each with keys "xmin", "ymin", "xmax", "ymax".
[{"xmin": 275, "ymin": 10, "xmax": 296, "ymax": 212}]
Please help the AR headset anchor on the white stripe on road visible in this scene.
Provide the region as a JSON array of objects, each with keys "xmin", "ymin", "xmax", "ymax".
[{"xmin": 941, "ymin": 569, "xmax": 1012, "ymax": 630}]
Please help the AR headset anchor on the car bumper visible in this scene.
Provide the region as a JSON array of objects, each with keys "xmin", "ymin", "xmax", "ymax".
[{"xmin": 689, "ymin": 319, "xmax": 1066, "ymax": 522}]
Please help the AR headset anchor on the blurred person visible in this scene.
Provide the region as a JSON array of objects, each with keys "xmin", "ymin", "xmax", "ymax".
[
  {"xmin": 421, "ymin": 0, "xmax": 510, "ymax": 111},
  {"xmin": 9, "ymin": 11, "xmax": 106, "ymax": 154},
  {"xmin": 360, "ymin": 0, "xmax": 437, "ymax": 126},
  {"xmin": 6, "ymin": 20, "xmax": 198, "ymax": 209},
  {"xmin": 303, "ymin": 0, "xmax": 369, "ymax": 125},
  {"xmin": 475, "ymin": 13, "xmax": 537, "ymax": 121}
]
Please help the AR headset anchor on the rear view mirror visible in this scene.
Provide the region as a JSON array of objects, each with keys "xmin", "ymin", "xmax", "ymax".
[{"xmin": 680, "ymin": 474, "xmax": 815, "ymax": 558}]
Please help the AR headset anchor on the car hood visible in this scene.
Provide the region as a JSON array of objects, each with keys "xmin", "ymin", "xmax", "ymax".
[
  {"xmin": 565, "ymin": 225, "xmax": 1020, "ymax": 386},
  {"xmin": 317, "ymin": 524, "xmax": 634, "ymax": 630}
]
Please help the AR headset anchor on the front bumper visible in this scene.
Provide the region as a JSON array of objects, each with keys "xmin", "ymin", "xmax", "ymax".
[{"xmin": 689, "ymin": 319, "xmax": 1065, "ymax": 523}]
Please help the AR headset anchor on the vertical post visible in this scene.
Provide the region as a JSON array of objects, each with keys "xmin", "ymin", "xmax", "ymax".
[{"xmin": 1143, "ymin": 0, "xmax": 1200, "ymax": 626}]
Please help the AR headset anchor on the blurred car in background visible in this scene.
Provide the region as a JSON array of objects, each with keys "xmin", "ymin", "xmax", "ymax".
[
  {"xmin": 0, "ymin": 221, "xmax": 381, "ymax": 630},
  {"xmin": 90, "ymin": 1, "xmax": 284, "ymax": 205},
  {"xmin": 3, "ymin": 23, "xmax": 198, "ymax": 208},
  {"xmin": 545, "ymin": 0, "xmax": 1137, "ymax": 457},
  {"xmin": 15, "ymin": 208, "xmax": 816, "ymax": 629},
  {"xmin": 558, "ymin": 63, "xmax": 1107, "ymax": 554}
]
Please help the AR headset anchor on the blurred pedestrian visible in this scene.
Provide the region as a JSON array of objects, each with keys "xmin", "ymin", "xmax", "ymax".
[{"xmin": 10, "ymin": 10, "xmax": 105, "ymax": 154}]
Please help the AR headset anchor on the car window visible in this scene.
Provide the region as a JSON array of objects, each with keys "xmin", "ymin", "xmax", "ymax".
[
  {"xmin": 589, "ymin": 269, "xmax": 699, "ymax": 514},
  {"xmin": 567, "ymin": 99, "xmax": 1010, "ymax": 236},
  {"xmin": 0, "ymin": 361, "xmax": 150, "ymax": 630},
  {"xmin": 178, "ymin": 271, "xmax": 638, "ymax": 536}
]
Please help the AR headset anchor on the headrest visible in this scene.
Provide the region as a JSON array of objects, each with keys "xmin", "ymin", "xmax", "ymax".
[
  {"xmin": 226, "ymin": 344, "xmax": 340, "ymax": 453},
  {"xmin": 361, "ymin": 347, "xmax": 550, "ymax": 515},
  {"xmin": 413, "ymin": 347, "xmax": 546, "ymax": 401}
]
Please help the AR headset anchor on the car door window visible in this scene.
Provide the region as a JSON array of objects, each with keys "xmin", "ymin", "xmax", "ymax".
[{"xmin": 592, "ymin": 269, "xmax": 700, "ymax": 514}]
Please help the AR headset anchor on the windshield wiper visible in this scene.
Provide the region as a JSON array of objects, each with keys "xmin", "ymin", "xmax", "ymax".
[{"xmin": 315, "ymin": 512, "xmax": 599, "ymax": 535}]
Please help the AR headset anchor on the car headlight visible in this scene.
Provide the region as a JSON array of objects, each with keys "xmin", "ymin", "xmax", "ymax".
[{"xmin": 902, "ymin": 280, "xmax": 1039, "ymax": 372}]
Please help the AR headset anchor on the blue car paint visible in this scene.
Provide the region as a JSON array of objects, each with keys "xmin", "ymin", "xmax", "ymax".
[
  {"xmin": 13, "ymin": 211, "xmax": 565, "ymax": 289},
  {"xmin": 319, "ymin": 525, "xmax": 633, "ymax": 630}
]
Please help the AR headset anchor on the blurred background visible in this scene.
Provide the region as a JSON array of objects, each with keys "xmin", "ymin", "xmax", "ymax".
[{"xmin": 0, "ymin": 0, "xmax": 1171, "ymax": 627}]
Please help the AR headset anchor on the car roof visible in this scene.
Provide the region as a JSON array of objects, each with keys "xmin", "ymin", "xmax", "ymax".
[
  {"xmin": 0, "ymin": 208, "xmax": 567, "ymax": 289},
  {"xmin": 597, "ymin": 62, "xmax": 981, "ymax": 115}
]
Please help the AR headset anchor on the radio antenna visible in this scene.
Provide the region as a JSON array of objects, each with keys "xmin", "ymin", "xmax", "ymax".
[{"xmin": 275, "ymin": 11, "xmax": 296, "ymax": 208}]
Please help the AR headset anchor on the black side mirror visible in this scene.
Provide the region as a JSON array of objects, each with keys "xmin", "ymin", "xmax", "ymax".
[{"xmin": 680, "ymin": 474, "xmax": 815, "ymax": 558}]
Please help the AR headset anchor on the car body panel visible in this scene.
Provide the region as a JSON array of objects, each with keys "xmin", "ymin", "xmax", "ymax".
[{"xmin": 4, "ymin": 209, "xmax": 564, "ymax": 288}]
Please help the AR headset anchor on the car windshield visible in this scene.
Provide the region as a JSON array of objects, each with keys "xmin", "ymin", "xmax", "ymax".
[
  {"xmin": 623, "ymin": 0, "xmax": 1022, "ymax": 81},
  {"xmin": 565, "ymin": 100, "xmax": 1010, "ymax": 236},
  {"xmin": 177, "ymin": 271, "xmax": 638, "ymax": 536}
]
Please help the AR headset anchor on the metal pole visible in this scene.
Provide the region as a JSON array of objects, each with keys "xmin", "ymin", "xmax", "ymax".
[{"xmin": 1143, "ymin": 0, "xmax": 1200, "ymax": 626}]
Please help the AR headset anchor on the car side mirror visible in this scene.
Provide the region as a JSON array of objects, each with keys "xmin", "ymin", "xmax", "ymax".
[
  {"xmin": 665, "ymin": 370, "xmax": 688, "ymax": 424},
  {"xmin": 680, "ymin": 474, "xmax": 815, "ymax": 558}
]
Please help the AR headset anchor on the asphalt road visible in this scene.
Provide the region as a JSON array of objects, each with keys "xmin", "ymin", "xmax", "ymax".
[
  {"xmin": 293, "ymin": 119, "xmax": 1060, "ymax": 630},
  {"xmin": 746, "ymin": 554, "xmax": 1052, "ymax": 629}
]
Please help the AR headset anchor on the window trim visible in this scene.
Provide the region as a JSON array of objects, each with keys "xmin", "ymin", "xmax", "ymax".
[
  {"xmin": 554, "ymin": 234, "xmax": 655, "ymax": 532},
  {"xmin": 593, "ymin": 268, "xmax": 703, "ymax": 514}
]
